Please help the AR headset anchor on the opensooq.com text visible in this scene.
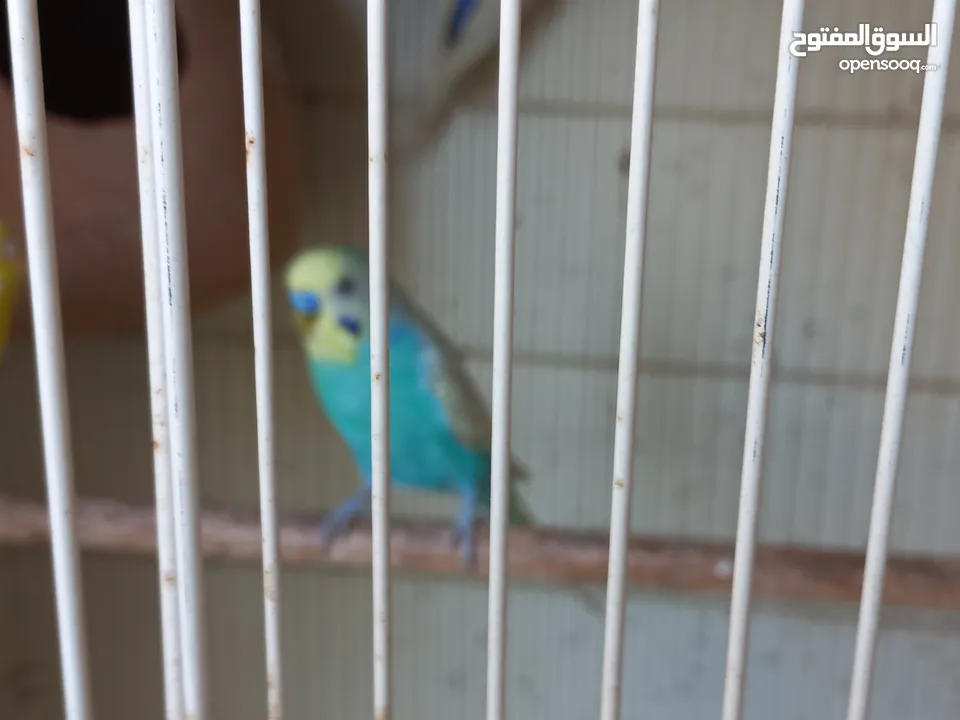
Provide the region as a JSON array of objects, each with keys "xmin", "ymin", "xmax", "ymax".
[{"xmin": 839, "ymin": 58, "xmax": 938, "ymax": 74}]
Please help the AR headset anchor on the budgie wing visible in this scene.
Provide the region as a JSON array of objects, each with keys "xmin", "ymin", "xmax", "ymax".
[{"xmin": 391, "ymin": 284, "xmax": 529, "ymax": 483}]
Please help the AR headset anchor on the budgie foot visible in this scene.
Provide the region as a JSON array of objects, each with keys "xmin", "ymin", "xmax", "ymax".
[
  {"xmin": 317, "ymin": 485, "xmax": 372, "ymax": 550},
  {"xmin": 448, "ymin": 515, "xmax": 479, "ymax": 569},
  {"xmin": 448, "ymin": 489, "xmax": 479, "ymax": 569}
]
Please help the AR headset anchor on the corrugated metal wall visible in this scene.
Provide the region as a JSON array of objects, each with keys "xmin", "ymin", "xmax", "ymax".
[{"xmin": 2, "ymin": 0, "xmax": 960, "ymax": 717}]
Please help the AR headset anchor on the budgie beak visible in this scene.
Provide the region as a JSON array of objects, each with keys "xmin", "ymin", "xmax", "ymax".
[
  {"xmin": 294, "ymin": 313, "xmax": 314, "ymax": 335},
  {"xmin": 288, "ymin": 290, "xmax": 321, "ymax": 334}
]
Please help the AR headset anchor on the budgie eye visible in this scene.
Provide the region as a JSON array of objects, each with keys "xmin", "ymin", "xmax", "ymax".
[{"xmin": 336, "ymin": 276, "xmax": 356, "ymax": 296}]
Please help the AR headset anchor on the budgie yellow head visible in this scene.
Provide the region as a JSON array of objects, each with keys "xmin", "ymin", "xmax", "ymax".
[
  {"xmin": 284, "ymin": 245, "xmax": 373, "ymax": 365},
  {"xmin": 0, "ymin": 221, "xmax": 24, "ymax": 364}
]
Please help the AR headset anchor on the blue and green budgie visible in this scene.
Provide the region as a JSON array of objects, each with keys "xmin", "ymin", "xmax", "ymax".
[
  {"xmin": 285, "ymin": 244, "xmax": 606, "ymax": 615},
  {"xmin": 284, "ymin": 244, "xmax": 536, "ymax": 568}
]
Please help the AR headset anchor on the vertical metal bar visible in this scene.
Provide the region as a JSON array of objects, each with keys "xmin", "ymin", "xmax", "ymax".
[
  {"xmin": 238, "ymin": 0, "xmax": 283, "ymax": 717},
  {"xmin": 485, "ymin": 1, "xmax": 521, "ymax": 719},
  {"xmin": 720, "ymin": 3, "xmax": 804, "ymax": 719},
  {"xmin": 143, "ymin": 1, "xmax": 207, "ymax": 717},
  {"xmin": 598, "ymin": 2, "xmax": 659, "ymax": 719},
  {"xmin": 845, "ymin": 5, "xmax": 955, "ymax": 719},
  {"xmin": 127, "ymin": 1, "xmax": 184, "ymax": 718},
  {"xmin": 5, "ymin": 2, "xmax": 92, "ymax": 718},
  {"xmin": 366, "ymin": 0, "xmax": 391, "ymax": 718}
]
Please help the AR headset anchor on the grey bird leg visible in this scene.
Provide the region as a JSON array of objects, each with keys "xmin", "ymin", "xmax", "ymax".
[
  {"xmin": 317, "ymin": 482, "xmax": 372, "ymax": 550},
  {"xmin": 449, "ymin": 485, "xmax": 479, "ymax": 569}
]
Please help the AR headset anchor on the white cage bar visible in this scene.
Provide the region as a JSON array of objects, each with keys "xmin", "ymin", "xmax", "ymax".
[
  {"xmin": 845, "ymin": 2, "xmax": 956, "ymax": 719},
  {"xmin": 598, "ymin": 2, "xmax": 660, "ymax": 719},
  {"xmin": 366, "ymin": 0, "xmax": 393, "ymax": 718},
  {"xmin": 143, "ymin": 0, "xmax": 208, "ymax": 718},
  {"xmin": 485, "ymin": 1, "xmax": 522, "ymax": 719},
  {"xmin": 5, "ymin": 1, "xmax": 93, "ymax": 718},
  {"xmin": 720, "ymin": 2, "xmax": 805, "ymax": 719},
  {"xmin": 127, "ymin": 0, "xmax": 186, "ymax": 717},
  {"xmin": 238, "ymin": 0, "xmax": 285, "ymax": 718}
]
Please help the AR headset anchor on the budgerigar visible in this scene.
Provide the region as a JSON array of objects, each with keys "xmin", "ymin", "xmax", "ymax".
[
  {"xmin": 285, "ymin": 244, "xmax": 606, "ymax": 616},
  {"xmin": 285, "ymin": 244, "xmax": 535, "ymax": 568},
  {"xmin": 0, "ymin": 222, "xmax": 23, "ymax": 365}
]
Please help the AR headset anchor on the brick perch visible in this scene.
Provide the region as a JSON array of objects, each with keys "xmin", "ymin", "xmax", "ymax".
[{"xmin": 1, "ymin": 493, "xmax": 959, "ymax": 608}]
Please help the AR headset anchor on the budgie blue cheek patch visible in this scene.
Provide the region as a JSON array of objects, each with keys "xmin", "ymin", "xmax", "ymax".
[{"xmin": 338, "ymin": 315, "xmax": 362, "ymax": 337}]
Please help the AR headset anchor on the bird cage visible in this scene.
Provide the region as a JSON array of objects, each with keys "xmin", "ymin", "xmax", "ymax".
[{"xmin": 0, "ymin": 1, "xmax": 958, "ymax": 719}]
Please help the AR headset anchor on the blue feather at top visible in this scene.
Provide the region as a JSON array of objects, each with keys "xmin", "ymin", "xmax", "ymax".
[{"xmin": 446, "ymin": 0, "xmax": 479, "ymax": 45}]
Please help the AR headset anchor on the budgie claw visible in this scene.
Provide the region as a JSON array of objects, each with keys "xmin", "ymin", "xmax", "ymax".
[
  {"xmin": 317, "ymin": 485, "xmax": 372, "ymax": 550},
  {"xmin": 449, "ymin": 489, "xmax": 480, "ymax": 569},
  {"xmin": 448, "ymin": 517, "xmax": 477, "ymax": 569}
]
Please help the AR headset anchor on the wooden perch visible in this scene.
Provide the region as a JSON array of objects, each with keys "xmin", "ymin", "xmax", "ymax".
[{"xmin": 1, "ymin": 494, "xmax": 960, "ymax": 609}]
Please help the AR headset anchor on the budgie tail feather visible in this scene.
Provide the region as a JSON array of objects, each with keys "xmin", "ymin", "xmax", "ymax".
[{"xmin": 507, "ymin": 483, "xmax": 535, "ymax": 527}]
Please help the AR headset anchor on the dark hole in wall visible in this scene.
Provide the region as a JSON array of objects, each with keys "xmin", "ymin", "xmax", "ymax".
[{"xmin": 0, "ymin": 0, "xmax": 189, "ymax": 122}]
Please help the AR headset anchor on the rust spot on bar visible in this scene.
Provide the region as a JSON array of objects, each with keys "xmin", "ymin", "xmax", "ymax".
[
  {"xmin": 163, "ymin": 571, "xmax": 175, "ymax": 585},
  {"xmin": 21, "ymin": 145, "xmax": 34, "ymax": 157},
  {"xmin": 245, "ymin": 133, "xmax": 255, "ymax": 163},
  {"xmin": 614, "ymin": 479, "xmax": 624, "ymax": 489},
  {"xmin": 753, "ymin": 317, "xmax": 767, "ymax": 348},
  {"xmin": 375, "ymin": 373, "xmax": 381, "ymax": 380}
]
